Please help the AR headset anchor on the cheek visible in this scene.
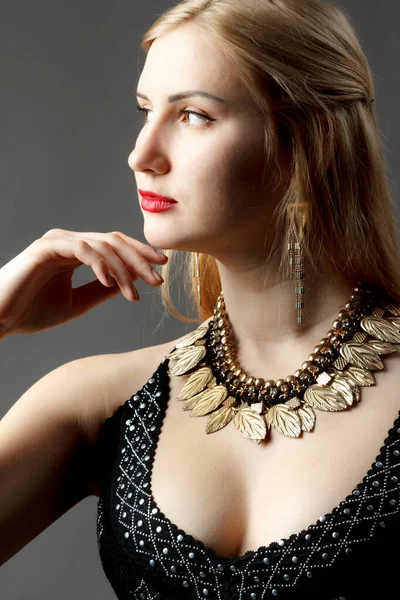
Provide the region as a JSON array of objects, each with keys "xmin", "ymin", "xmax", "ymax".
[
  {"xmin": 175, "ymin": 123, "xmax": 271, "ymax": 235},
  {"xmin": 180, "ymin": 130, "xmax": 266, "ymax": 198}
]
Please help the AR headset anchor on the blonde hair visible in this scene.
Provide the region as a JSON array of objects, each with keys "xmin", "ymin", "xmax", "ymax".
[{"xmin": 141, "ymin": 0, "xmax": 400, "ymax": 323}]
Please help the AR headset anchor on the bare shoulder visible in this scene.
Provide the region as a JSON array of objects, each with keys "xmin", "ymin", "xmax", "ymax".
[{"xmin": 73, "ymin": 317, "xmax": 212, "ymax": 449}]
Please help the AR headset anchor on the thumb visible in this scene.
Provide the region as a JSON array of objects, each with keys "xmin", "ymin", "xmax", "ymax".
[{"xmin": 71, "ymin": 278, "xmax": 123, "ymax": 317}]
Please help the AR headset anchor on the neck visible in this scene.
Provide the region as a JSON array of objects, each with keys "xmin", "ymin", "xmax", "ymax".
[{"xmin": 214, "ymin": 260, "xmax": 357, "ymax": 382}]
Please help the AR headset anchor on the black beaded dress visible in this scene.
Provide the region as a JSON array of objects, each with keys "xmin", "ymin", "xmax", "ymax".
[{"xmin": 95, "ymin": 356, "xmax": 400, "ymax": 600}]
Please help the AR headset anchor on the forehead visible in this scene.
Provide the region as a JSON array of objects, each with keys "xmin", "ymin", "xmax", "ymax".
[{"xmin": 138, "ymin": 23, "xmax": 246, "ymax": 102}]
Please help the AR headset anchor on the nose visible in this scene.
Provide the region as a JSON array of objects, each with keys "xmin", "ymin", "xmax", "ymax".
[{"xmin": 127, "ymin": 126, "xmax": 169, "ymax": 175}]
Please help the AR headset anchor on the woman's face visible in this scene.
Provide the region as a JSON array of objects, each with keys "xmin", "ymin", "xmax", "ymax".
[{"xmin": 128, "ymin": 22, "xmax": 290, "ymax": 260}]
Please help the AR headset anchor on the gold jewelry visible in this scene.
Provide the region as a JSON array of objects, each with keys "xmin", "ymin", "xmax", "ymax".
[
  {"xmin": 193, "ymin": 252, "xmax": 201, "ymax": 308},
  {"xmin": 288, "ymin": 203, "xmax": 308, "ymax": 325},
  {"xmin": 288, "ymin": 230, "xmax": 305, "ymax": 325},
  {"xmin": 166, "ymin": 281, "xmax": 400, "ymax": 444}
]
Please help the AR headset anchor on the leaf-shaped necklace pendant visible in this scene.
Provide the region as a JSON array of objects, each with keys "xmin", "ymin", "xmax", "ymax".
[{"xmin": 165, "ymin": 282, "xmax": 400, "ymax": 444}]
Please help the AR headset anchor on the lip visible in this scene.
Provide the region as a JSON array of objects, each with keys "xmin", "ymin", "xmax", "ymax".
[
  {"xmin": 138, "ymin": 189, "xmax": 177, "ymax": 203},
  {"xmin": 140, "ymin": 196, "xmax": 178, "ymax": 213}
]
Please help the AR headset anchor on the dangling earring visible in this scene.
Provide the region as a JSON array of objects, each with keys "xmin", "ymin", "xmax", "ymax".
[
  {"xmin": 193, "ymin": 252, "xmax": 201, "ymax": 309},
  {"xmin": 288, "ymin": 207, "xmax": 306, "ymax": 325}
]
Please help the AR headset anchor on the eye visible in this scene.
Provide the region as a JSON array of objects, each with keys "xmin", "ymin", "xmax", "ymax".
[
  {"xmin": 181, "ymin": 110, "xmax": 214, "ymax": 125},
  {"xmin": 136, "ymin": 103, "xmax": 215, "ymax": 126}
]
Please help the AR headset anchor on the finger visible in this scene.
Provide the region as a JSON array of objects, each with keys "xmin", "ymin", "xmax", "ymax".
[
  {"xmin": 55, "ymin": 229, "xmax": 168, "ymax": 264},
  {"xmin": 36, "ymin": 237, "xmax": 138, "ymax": 303},
  {"xmin": 88, "ymin": 235, "xmax": 165, "ymax": 289},
  {"xmin": 38, "ymin": 232, "xmax": 166, "ymax": 298},
  {"xmin": 79, "ymin": 238, "xmax": 143, "ymax": 302},
  {"xmin": 108, "ymin": 232, "xmax": 168, "ymax": 263}
]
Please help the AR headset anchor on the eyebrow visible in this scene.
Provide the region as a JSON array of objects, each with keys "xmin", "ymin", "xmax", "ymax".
[{"xmin": 136, "ymin": 90, "xmax": 229, "ymax": 104}]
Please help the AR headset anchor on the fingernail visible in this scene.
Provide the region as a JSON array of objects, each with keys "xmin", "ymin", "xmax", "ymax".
[
  {"xmin": 132, "ymin": 284, "xmax": 140, "ymax": 300},
  {"xmin": 151, "ymin": 268, "xmax": 164, "ymax": 283}
]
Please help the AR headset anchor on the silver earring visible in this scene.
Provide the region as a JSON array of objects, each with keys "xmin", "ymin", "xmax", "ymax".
[
  {"xmin": 288, "ymin": 226, "xmax": 305, "ymax": 325},
  {"xmin": 193, "ymin": 252, "xmax": 201, "ymax": 308}
]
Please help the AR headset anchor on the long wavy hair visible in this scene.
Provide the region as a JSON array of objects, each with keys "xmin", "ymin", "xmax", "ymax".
[{"xmin": 141, "ymin": 0, "xmax": 400, "ymax": 323}]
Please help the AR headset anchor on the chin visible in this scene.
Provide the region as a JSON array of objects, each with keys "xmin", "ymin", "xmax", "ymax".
[
  {"xmin": 142, "ymin": 232, "xmax": 177, "ymax": 251},
  {"xmin": 143, "ymin": 222, "xmax": 212, "ymax": 254}
]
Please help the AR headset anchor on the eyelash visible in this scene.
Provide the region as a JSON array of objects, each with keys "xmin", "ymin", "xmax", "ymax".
[{"xmin": 135, "ymin": 103, "xmax": 214, "ymax": 125}]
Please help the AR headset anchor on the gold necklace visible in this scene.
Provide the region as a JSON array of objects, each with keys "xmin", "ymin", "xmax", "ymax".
[{"xmin": 166, "ymin": 281, "xmax": 400, "ymax": 444}]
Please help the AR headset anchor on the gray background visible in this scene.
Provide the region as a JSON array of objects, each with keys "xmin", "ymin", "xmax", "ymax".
[{"xmin": 0, "ymin": 0, "xmax": 399, "ymax": 598}]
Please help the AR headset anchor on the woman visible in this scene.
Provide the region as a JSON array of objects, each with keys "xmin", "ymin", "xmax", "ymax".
[{"xmin": 1, "ymin": 0, "xmax": 400, "ymax": 598}]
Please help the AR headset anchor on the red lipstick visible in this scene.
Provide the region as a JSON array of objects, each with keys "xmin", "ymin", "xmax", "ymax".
[{"xmin": 139, "ymin": 189, "xmax": 178, "ymax": 213}]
